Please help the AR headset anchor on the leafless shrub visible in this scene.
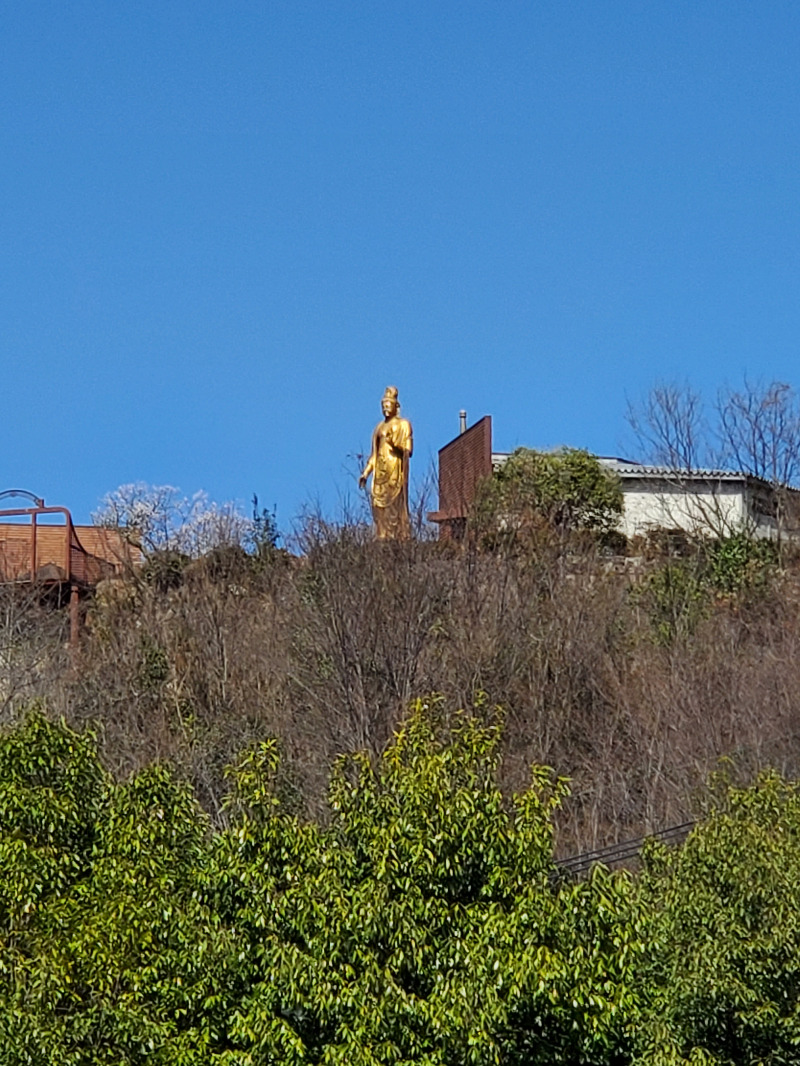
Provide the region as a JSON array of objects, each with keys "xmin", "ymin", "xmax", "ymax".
[
  {"xmin": 8, "ymin": 499, "xmax": 800, "ymax": 854},
  {"xmin": 0, "ymin": 581, "xmax": 68, "ymax": 719}
]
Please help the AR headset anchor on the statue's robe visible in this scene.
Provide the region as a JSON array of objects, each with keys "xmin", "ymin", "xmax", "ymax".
[{"xmin": 369, "ymin": 415, "xmax": 413, "ymax": 540}]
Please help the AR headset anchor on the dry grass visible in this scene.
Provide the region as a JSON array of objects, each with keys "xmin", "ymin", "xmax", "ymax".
[{"xmin": 4, "ymin": 525, "xmax": 800, "ymax": 853}]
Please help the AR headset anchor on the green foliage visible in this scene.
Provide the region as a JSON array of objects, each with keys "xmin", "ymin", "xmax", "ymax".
[
  {"xmin": 3, "ymin": 704, "xmax": 800, "ymax": 1064},
  {"xmin": 636, "ymin": 534, "xmax": 779, "ymax": 644},
  {"xmin": 0, "ymin": 709, "xmax": 107, "ymax": 928},
  {"xmin": 137, "ymin": 635, "xmax": 170, "ymax": 692},
  {"xmin": 220, "ymin": 697, "xmax": 637, "ymax": 1065},
  {"xmin": 706, "ymin": 532, "xmax": 778, "ymax": 596},
  {"xmin": 634, "ymin": 560, "xmax": 710, "ymax": 645},
  {"xmin": 472, "ymin": 447, "xmax": 624, "ymax": 543},
  {"xmin": 0, "ymin": 713, "xmax": 225, "ymax": 1064},
  {"xmin": 635, "ymin": 770, "xmax": 800, "ymax": 1064},
  {"xmin": 0, "ymin": 702, "xmax": 642, "ymax": 1064},
  {"xmin": 249, "ymin": 494, "xmax": 280, "ymax": 557}
]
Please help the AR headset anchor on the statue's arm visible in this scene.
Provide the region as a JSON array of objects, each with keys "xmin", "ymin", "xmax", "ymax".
[{"xmin": 392, "ymin": 419, "xmax": 412, "ymax": 458}]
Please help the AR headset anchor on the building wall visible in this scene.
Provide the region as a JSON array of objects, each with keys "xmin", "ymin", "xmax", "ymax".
[{"xmin": 619, "ymin": 479, "xmax": 749, "ymax": 539}]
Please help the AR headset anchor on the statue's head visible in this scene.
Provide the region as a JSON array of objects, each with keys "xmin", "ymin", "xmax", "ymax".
[{"xmin": 381, "ymin": 386, "xmax": 399, "ymax": 418}]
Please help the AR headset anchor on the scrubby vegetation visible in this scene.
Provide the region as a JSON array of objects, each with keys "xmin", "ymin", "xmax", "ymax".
[
  {"xmin": 3, "ymin": 503, "xmax": 800, "ymax": 851},
  {"xmin": 472, "ymin": 447, "xmax": 624, "ymax": 544}
]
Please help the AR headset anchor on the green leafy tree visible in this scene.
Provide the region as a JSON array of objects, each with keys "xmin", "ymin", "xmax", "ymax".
[
  {"xmin": 635, "ymin": 770, "xmax": 800, "ymax": 1065},
  {"xmin": 0, "ymin": 714, "xmax": 227, "ymax": 1065},
  {"xmin": 219, "ymin": 697, "xmax": 639, "ymax": 1065},
  {"xmin": 472, "ymin": 448, "xmax": 623, "ymax": 545},
  {"xmin": 17, "ymin": 702, "xmax": 800, "ymax": 1065}
]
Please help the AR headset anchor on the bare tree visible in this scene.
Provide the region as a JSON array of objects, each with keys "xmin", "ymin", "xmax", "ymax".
[
  {"xmin": 717, "ymin": 381, "xmax": 800, "ymax": 485},
  {"xmin": 626, "ymin": 383, "xmax": 742, "ymax": 539},
  {"xmin": 626, "ymin": 382, "xmax": 709, "ymax": 471},
  {"xmin": 716, "ymin": 381, "xmax": 800, "ymax": 543},
  {"xmin": 627, "ymin": 379, "xmax": 800, "ymax": 542}
]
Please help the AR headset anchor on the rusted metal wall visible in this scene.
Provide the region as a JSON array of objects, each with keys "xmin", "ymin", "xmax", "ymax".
[
  {"xmin": 428, "ymin": 415, "xmax": 492, "ymax": 536},
  {"xmin": 0, "ymin": 498, "xmax": 141, "ymax": 649},
  {"xmin": 0, "ymin": 519, "xmax": 137, "ymax": 584}
]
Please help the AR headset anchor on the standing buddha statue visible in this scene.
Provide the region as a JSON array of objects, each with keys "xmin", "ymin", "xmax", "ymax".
[{"xmin": 359, "ymin": 386, "xmax": 413, "ymax": 540}]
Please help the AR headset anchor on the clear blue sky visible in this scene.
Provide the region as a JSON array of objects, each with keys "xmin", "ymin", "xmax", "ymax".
[{"xmin": 3, "ymin": 1, "xmax": 800, "ymax": 528}]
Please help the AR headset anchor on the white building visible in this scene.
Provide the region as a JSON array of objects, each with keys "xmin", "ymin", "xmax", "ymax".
[
  {"xmin": 597, "ymin": 459, "xmax": 790, "ymax": 540},
  {"xmin": 491, "ymin": 452, "xmax": 797, "ymax": 541}
]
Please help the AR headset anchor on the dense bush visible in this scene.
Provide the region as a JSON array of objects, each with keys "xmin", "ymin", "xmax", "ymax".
[
  {"xmin": 2, "ymin": 706, "xmax": 800, "ymax": 1064},
  {"xmin": 636, "ymin": 769, "xmax": 800, "ymax": 1064},
  {"xmin": 471, "ymin": 447, "xmax": 624, "ymax": 544}
]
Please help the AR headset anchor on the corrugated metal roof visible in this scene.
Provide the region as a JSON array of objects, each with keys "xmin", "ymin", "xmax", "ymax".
[
  {"xmin": 597, "ymin": 458, "xmax": 746, "ymax": 480},
  {"xmin": 491, "ymin": 451, "xmax": 791, "ymax": 486}
]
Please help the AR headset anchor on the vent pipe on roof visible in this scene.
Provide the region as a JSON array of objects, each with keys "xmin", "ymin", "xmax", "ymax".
[{"xmin": 459, "ymin": 410, "xmax": 467, "ymax": 435}]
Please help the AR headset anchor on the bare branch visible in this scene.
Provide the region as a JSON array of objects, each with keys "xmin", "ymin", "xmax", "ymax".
[
  {"xmin": 717, "ymin": 380, "xmax": 800, "ymax": 488},
  {"xmin": 626, "ymin": 383, "xmax": 708, "ymax": 471}
]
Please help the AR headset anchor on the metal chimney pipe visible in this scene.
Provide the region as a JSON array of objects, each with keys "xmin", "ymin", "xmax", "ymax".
[{"xmin": 459, "ymin": 410, "xmax": 467, "ymax": 434}]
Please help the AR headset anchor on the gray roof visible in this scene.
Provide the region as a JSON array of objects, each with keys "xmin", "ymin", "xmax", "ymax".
[
  {"xmin": 596, "ymin": 458, "xmax": 747, "ymax": 481},
  {"xmin": 491, "ymin": 451, "xmax": 798, "ymax": 491}
]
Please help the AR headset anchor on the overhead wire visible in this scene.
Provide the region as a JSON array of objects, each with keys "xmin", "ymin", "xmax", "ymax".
[{"xmin": 553, "ymin": 819, "xmax": 695, "ymax": 879}]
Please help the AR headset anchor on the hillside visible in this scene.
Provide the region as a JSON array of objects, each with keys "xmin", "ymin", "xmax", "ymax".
[{"xmin": 2, "ymin": 518, "xmax": 798, "ymax": 855}]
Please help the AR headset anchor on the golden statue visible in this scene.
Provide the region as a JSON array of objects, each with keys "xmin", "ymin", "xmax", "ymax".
[{"xmin": 359, "ymin": 386, "xmax": 413, "ymax": 540}]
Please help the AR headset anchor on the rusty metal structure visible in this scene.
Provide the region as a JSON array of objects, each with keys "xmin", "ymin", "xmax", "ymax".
[
  {"xmin": 0, "ymin": 490, "xmax": 139, "ymax": 647},
  {"xmin": 427, "ymin": 415, "xmax": 493, "ymax": 538}
]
